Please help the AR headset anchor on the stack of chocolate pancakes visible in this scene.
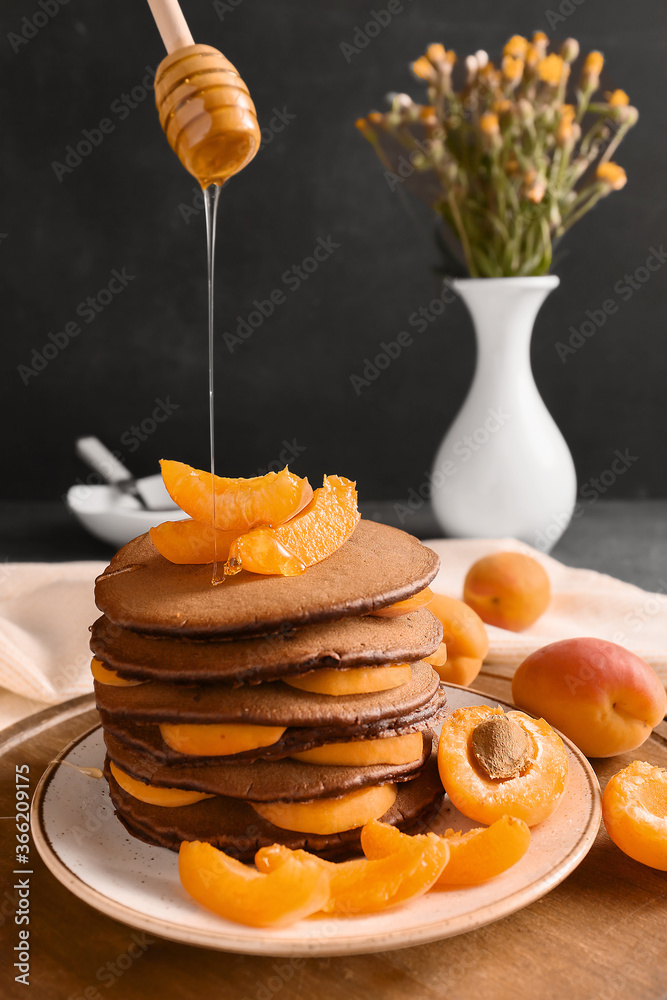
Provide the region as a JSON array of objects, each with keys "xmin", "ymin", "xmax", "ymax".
[{"xmin": 92, "ymin": 519, "xmax": 447, "ymax": 860}]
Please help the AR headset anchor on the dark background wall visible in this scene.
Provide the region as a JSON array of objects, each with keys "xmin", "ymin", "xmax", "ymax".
[{"xmin": 2, "ymin": 0, "xmax": 666, "ymax": 505}]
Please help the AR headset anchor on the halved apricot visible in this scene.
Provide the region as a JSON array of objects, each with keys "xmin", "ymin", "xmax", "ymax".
[
  {"xmin": 250, "ymin": 783, "xmax": 396, "ymax": 834},
  {"xmin": 283, "ymin": 664, "xmax": 411, "ymax": 696},
  {"xmin": 255, "ymin": 837, "xmax": 449, "ymax": 914},
  {"xmin": 90, "ymin": 658, "xmax": 145, "ymax": 687},
  {"xmin": 160, "ymin": 460, "xmax": 313, "ymax": 530},
  {"xmin": 361, "ymin": 816, "xmax": 531, "ymax": 885},
  {"xmin": 149, "ymin": 518, "xmax": 240, "ymax": 564},
  {"xmin": 160, "ymin": 722, "xmax": 286, "ymax": 756},
  {"xmin": 290, "ymin": 733, "xmax": 423, "ymax": 767},
  {"xmin": 602, "ymin": 760, "xmax": 667, "ymax": 870},
  {"xmin": 437, "ymin": 706, "xmax": 568, "ymax": 826},
  {"xmin": 227, "ymin": 475, "xmax": 360, "ymax": 576},
  {"xmin": 109, "ymin": 761, "xmax": 214, "ymax": 807},
  {"xmin": 371, "ymin": 588, "xmax": 434, "ymax": 618},
  {"xmin": 179, "ymin": 841, "xmax": 330, "ymax": 927}
]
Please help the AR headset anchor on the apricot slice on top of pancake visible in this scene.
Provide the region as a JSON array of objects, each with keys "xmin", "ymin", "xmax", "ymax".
[
  {"xmin": 179, "ymin": 841, "xmax": 330, "ymax": 927},
  {"xmin": 226, "ymin": 475, "xmax": 360, "ymax": 576},
  {"xmin": 160, "ymin": 460, "xmax": 313, "ymax": 531},
  {"xmin": 149, "ymin": 518, "xmax": 240, "ymax": 564}
]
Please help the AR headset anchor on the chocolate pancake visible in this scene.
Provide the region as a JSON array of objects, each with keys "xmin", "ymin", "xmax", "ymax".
[
  {"xmin": 94, "ymin": 661, "xmax": 441, "ymax": 725},
  {"xmin": 90, "ymin": 608, "xmax": 442, "ymax": 684},
  {"xmin": 104, "ymin": 729, "xmax": 432, "ymax": 798},
  {"xmin": 100, "ymin": 697, "xmax": 447, "ymax": 764},
  {"xmin": 106, "ymin": 751, "xmax": 444, "ymax": 861},
  {"xmin": 94, "ymin": 520, "xmax": 440, "ymax": 638}
]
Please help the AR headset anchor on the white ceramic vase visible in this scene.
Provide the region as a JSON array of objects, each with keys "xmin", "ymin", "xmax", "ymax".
[{"xmin": 431, "ymin": 276, "xmax": 577, "ymax": 551}]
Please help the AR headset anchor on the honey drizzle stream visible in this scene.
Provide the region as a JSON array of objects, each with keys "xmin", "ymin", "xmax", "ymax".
[{"xmin": 203, "ymin": 183, "xmax": 223, "ymax": 585}]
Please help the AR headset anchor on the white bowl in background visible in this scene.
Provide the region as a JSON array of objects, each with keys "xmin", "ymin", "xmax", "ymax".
[{"xmin": 66, "ymin": 474, "xmax": 188, "ymax": 548}]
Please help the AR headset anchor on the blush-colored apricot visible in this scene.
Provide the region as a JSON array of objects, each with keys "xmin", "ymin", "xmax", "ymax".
[
  {"xmin": 463, "ymin": 551, "xmax": 551, "ymax": 631},
  {"xmin": 160, "ymin": 460, "xmax": 313, "ymax": 531},
  {"xmin": 255, "ymin": 837, "xmax": 449, "ymax": 914},
  {"xmin": 159, "ymin": 722, "xmax": 286, "ymax": 756},
  {"xmin": 512, "ymin": 638, "xmax": 667, "ymax": 758},
  {"xmin": 437, "ymin": 706, "xmax": 568, "ymax": 826},
  {"xmin": 361, "ymin": 816, "xmax": 531, "ymax": 885},
  {"xmin": 371, "ymin": 588, "xmax": 434, "ymax": 618},
  {"xmin": 427, "ymin": 594, "xmax": 489, "ymax": 685},
  {"xmin": 283, "ymin": 664, "xmax": 411, "ymax": 696},
  {"xmin": 227, "ymin": 475, "xmax": 359, "ymax": 576},
  {"xmin": 179, "ymin": 841, "xmax": 330, "ymax": 927},
  {"xmin": 602, "ymin": 760, "xmax": 667, "ymax": 870},
  {"xmin": 250, "ymin": 783, "xmax": 397, "ymax": 834}
]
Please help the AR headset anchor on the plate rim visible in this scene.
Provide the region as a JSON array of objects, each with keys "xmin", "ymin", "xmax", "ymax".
[{"xmin": 30, "ymin": 685, "xmax": 602, "ymax": 957}]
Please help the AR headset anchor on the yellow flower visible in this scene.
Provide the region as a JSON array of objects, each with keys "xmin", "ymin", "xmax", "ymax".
[
  {"xmin": 560, "ymin": 103, "xmax": 576, "ymax": 121},
  {"xmin": 583, "ymin": 51, "xmax": 604, "ymax": 78},
  {"xmin": 556, "ymin": 118, "xmax": 580, "ymax": 146},
  {"xmin": 503, "ymin": 35, "xmax": 528, "ymax": 58},
  {"xmin": 367, "ymin": 112, "xmax": 384, "ymax": 126},
  {"xmin": 524, "ymin": 44, "xmax": 540, "ymax": 67},
  {"xmin": 493, "ymin": 98, "xmax": 512, "ymax": 114},
  {"xmin": 596, "ymin": 162, "xmax": 627, "ymax": 190},
  {"xmin": 480, "ymin": 112, "xmax": 500, "ymax": 135},
  {"xmin": 426, "ymin": 43, "xmax": 447, "ymax": 63},
  {"xmin": 606, "ymin": 89, "xmax": 630, "ymax": 107},
  {"xmin": 502, "ymin": 55, "xmax": 524, "ymax": 82},
  {"xmin": 412, "ymin": 56, "xmax": 436, "ymax": 80},
  {"xmin": 538, "ymin": 54, "xmax": 566, "ymax": 86},
  {"xmin": 533, "ymin": 31, "xmax": 549, "ymax": 46}
]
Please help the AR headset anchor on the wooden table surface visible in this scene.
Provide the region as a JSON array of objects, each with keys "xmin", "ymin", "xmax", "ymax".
[{"xmin": 1, "ymin": 674, "xmax": 665, "ymax": 1000}]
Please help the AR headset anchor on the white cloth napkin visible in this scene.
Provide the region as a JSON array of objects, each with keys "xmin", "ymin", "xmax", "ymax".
[
  {"xmin": 425, "ymin": 538, "xmax": 667, "ymax": 683},
  {"xmin": 0, "ymin": 562, "xmax": 105, "ymax": 715}
]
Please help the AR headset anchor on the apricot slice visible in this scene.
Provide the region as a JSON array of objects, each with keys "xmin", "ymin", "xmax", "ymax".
[
  {"xmin": 90, "ymin": 658, "xmax": 145, "ymax": 687},
  {"xmin": 602, "ymin": 761, "xmax": 667, "ymax": 870},
  {"xmin": 160, "ymin": 722, "xmax": 286, "ymax": 756},
  {"xmin": 283, "ymin": 664, "xmax": 411, "ymax": 696},
  {"xmin": 255, "ymin": 837, "xmax": 449, "ymax": 914},
  {"xmin": 160, "ymin": 460, "xmax": 313, "ymax": 530},
  {"xmin": 438, "ymin": 706, "xmax": 568, "ymax": 826},
  {"xmin": 179, "ymin": 841, "xmax": 330, "ymax": 927},
  {"xmin": 290, "ymin": 733, "xmax": 423, "ymax": 767},
  {"xmin": 361, "ymin": 816, "xmax": 531, "ymax": 885},
  {"xmin": 371, "ymin": 588, "xmax": 434, "ymax": 618},
  {"xmin": 424, "ymin": 643, "xmax": 448, "ymax": 668},
  {"xmin": 149, "ymin": 518, "xmax": 239, "ymax": 564},
  {"xmin": 109, "ymin": 761, "xmax": 214, "ymax": 807},
  {"xmin": 463, "ymin": 552, "xmax": 550, "ymax": 632},
  {"xmin": 428, "ymin": 594, "xmax": 489, "ymax": 686},
  {"xmin": 250, "ymin": 783, "xmax": 397, "ymax": 834},
  {"xmin": 227, "ymin": 475, "xmax": 360, "ymax": 576}
]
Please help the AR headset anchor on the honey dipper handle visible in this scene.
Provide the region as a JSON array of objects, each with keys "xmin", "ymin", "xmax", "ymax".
[{"xmin": 146, "ymin": 0, "xmax": 194, "ymax": 53}]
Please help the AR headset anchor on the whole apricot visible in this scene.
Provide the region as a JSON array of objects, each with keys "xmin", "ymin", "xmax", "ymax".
[
  {"xmin": 512, "ymin": 637, "xmax": 667, "ymax": 758},
  {"xmin": 463, "ymin": 552, "xmax": 551, "ymax": 632},
  {"xmin": 427, "ymin": 594, "xmax": 489, "ymax": 686}
]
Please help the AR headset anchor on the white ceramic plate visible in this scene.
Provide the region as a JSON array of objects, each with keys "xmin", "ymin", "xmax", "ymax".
[
  {"xmin": 66, "ymin": 475, "xmax": 187, "ymax": 547},
  {"xmin": 32, "ymin": 686, "xmax": 601, "ymax": 957}
]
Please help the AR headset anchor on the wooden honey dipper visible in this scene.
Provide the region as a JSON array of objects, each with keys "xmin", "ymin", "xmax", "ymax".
[{"xmin": 147, "ymin": 0, "xmax": 260, "ymax": 188}]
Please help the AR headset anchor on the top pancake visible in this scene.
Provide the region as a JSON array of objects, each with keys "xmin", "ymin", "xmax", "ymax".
[{"xmin": 95, "ymin": 520, "xmax": 440, "ymax": 638}]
